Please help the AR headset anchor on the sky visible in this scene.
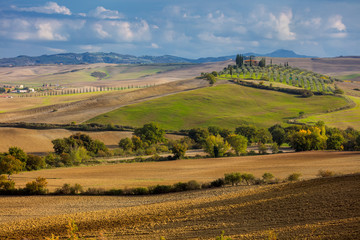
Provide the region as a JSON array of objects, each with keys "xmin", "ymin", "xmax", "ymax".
[{"xmin": 0, "ymin": 0, "xmax": 359, "ymax": 59}]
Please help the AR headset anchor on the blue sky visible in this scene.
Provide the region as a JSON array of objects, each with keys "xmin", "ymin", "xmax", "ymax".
[{"xmin": 0, "ymin": 0, "xmax": 359, "ymax": 58}]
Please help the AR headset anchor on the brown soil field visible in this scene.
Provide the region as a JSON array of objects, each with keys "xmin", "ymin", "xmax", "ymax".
[
  {"xmin": 0, "ymin": 128, "xmax": 135, "ymax": 153},
  {"xmin": 11, "ymin": 151, "xmax": 360, "ymax": 191},
  {"xmin": 0, "ymin": 127, "xmax": 182, "ymax": 153},
  {"xmin": 0, "ymin": 173, "xmax": 359, "ymax": 239}
]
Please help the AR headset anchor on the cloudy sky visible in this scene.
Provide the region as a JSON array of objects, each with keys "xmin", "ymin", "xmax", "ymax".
[{"xmin": 0, "ymin": 0, "xmax": 359, "ymax": 58}]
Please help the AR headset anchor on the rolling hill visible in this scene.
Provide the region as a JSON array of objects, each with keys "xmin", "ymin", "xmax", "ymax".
[{"xmin": 87, "ymin": 83, "xmax": 349, "ymax": 130}]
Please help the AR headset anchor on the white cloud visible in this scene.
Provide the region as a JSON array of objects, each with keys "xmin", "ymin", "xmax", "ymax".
[
  {"xmin": 14, "ymin": 2, "xmax": 71, "ymax": 15},
  {"xmin": 46, "ymin": 47, "xmax": 66, "ymax": 53},
  {"xmin": 328, "ymin": 15, "xmax": 346, "ymax": 31},
  {"xmin": 36, "ymin": 21, "xmax": 67, "ymax": 40},
  {"xmin": 151, "ymin": 43, "xmax": 159, "ymax": 49},
  {"xmin": 94, "ymin": 23, "xmax": 110, "ymax": 38},
  {"xmin": 269, "ymin": 10, "xmax": 296, "ymax": 40},
  {"xmin": 0, "ymin": 18, "xmax": 84, "ymax": 41},
  {"xmin": 92, "ymin": 20, "xmax": 151, "ymax": 42},
  {"xmin": 301, "ymin": 17, "xmax": 322, "ymax": 28},
  {"xmin": 80, "ymin": 45, "xmax": 102, "ymax": 52},
  {"xmin": 90, "ymin": 6, "xmax": 124, "ymax": 19},
  {"xmin": 198, "ymin": 32, "xmax": 233, "ymax": 44}
]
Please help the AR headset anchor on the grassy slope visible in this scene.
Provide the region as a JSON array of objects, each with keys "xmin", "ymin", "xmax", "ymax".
[
  {"xmin": 88, "ymin": 84, "xmax": 348, "ymax": 130},
  {"xmin": 299, "ymin": 96, "xmax": 360, "ymax": 129}
]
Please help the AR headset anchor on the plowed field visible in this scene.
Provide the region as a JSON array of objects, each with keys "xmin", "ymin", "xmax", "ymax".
[
  {"xmin": 0, "ymin": 174, "xmax": 359, "ymax": 239},
  {"xmin": 11, "ymin": 151, "xmax": 360, "ymax": 190}
]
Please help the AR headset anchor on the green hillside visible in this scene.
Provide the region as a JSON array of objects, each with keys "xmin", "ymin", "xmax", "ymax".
[
  {"xmin": 87, "ymin": 84, "xmax": 349, "ymax": 130},
  {"xmin": 299, "ymin": 96, "xmax": 360, "ymax": 129}
]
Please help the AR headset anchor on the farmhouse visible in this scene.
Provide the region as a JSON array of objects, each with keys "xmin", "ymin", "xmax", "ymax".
[{"xmin": 244, "ymin": 59, "xmax": 259, "ymax": 66}]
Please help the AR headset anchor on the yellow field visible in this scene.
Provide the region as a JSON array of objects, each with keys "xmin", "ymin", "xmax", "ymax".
[
  {"xmin": 11, "ymin": 151, "xmax": 360, "ymax": 191},
  {"xmin": 1, "ymin": 173, "xmax": 359, "ymax": 239}
]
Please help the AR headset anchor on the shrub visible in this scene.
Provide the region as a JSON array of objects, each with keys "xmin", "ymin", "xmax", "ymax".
[
  {"xmin": 262, "ymin": 172, "xmax": 275, "ymax": 182},
  {"xmin": 24, "ymin": 177, "xmax": 48, "ymax": 194},
  {"xmin": 271, "ymin": 143, "xmax": 279, "ymax": 154},
  {"xmin": 317, "ymin": 170, "xmax": 335, "ymax": 178},
  {"xmin": 26, "ymin": 154, "xmax": 46, "ymax": 171},
  {"xmin": 225, "ymin": 173, "xmax": 242, "ymax": 186},
  {"xmin": 0, "ymin": 175, "xmax": 15, "ymax": 191},
  {"xmin": 210, "ymin": 178, "xmax": 226, "ymax": 188},
  {"xmin": 131, "ymin": 187, "xmax": 149, "ymax": 195},
  {"xmin": 242, "ymin": 173, "xmax": 255, "ymax": 185},
  {"xmin": 55, "ymin": 183, "xmax": 72, "ymax": 195},
  {"xmin": 149, "ymin": 185, "xmax": 172, "ymax": 194},
  {"xmin": 258, "ymin": 143, "xmax": 268, "ymax": 154},
  {"xmin": 186, "ymin": 180, "xmax": 200, "ymax": 190},
  {"xmin": 287, "ymin": 173, "xmax": 302, "ymax": 182},
  {"xmin": 173, "ymin": 182, "xmax": 188, "ymax": 192},
  {"xmin": 106, "ymin": 189, "xmax": 124, "ymax": 195},
  {"xmin": 85, "ymin": 187, "xmax": 106, "ymax": 195}
]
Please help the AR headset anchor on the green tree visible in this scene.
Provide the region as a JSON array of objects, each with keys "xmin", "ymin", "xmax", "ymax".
[
  {"xmin": 226, "ymin": 134, "xmax": 248, "ymax": 155},
  {"xmin": 288, "ymin": 127, "xmax": 327, "ymax": 152},
  {"xmin": 206, "ymin": 73, "xmax": 216, "ymax": 85},
  {"xmin": 26, "ymin": 154, "xmax": 46, "ymax": 171},
  {"xmin": 0, "ymin": 155, "xmax": 25, "ymax": 178},
  {"xmin": 204, "ymin": 135, "xmax": 230, "ymax": 158},
  {"xmin": 235, "ymin": 125, "xmax": 258, "ymax": 143},
  {"xmin": 208, "ymin": 126, "xmax": 232, "ymax": 138},
  {"xmin": 8, "ymin": 147, "xmax": 27, "ymax": 163},
  {"xmin": 171, "ymin": 142, "xmax": 188, "ymax": 159},
  {"xmin": 134, "ymin": 122, "xmax": 165, "ymax": 144},
  {"xmin": 269, "ymin": 126, "xmax": 286, "ymax": 146},
  {"xmin": 255, "ymin": 129, "xmax": 273, "ymax": 144},
  {"xmin": 131, "ymin": 136, "xmax": 143, "ymax": 150},
  {"xmin": 259, "ymin": 58, "xmax": 266, "ymax": 67},
  {"xmin": 188, "ymin": 128, "xmax": 210, "ymax": 148},
  {"xmin": 326, "ymin": 133, "xmax": 344, "ymax": 150},
  {"xmin": 119, "ymin": 137, "xmax": 134, "ymax": 151}
]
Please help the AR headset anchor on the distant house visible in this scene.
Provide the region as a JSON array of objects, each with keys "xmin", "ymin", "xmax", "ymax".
[
  {"xmin": 11, "ymin": 89, "xmax": 27, "ymax": 93},
  {"xmin": 244, "ymin": 59, "xmax": 259, "ymax": 66}
]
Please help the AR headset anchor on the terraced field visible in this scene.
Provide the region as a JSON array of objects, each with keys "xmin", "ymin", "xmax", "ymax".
[{"xmin": 1, "ymin": 174, "xmax": 359, "ymax": 239}]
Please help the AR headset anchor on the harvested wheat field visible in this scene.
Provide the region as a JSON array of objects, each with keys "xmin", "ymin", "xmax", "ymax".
[
  {"xmin": 0, "ymin": 174, "xmax": 359, "ymax": 239},
  {"xmin": 11, "ymin": 151, "xmax": 360, "ymax": 190},
  {"xmin": 0, "ymin": 127, "xmax": 181, "ymax": 153},
  {"xmin": 0, "ymin": 128, "xmax": 135, "ymax": 153}
]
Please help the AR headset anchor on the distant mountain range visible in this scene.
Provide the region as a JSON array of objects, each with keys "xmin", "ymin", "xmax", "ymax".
[{"xmin": 0, "ymin": 49, "xmax": 316, "ymax": 67}]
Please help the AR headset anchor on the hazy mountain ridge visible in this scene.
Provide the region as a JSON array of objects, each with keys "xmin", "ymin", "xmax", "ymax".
[{"xmin": 0, "ymin": 50, "xmax": 316, "ymax": 67}]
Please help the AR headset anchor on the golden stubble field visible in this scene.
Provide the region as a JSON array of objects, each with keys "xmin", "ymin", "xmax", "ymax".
[
  {"xmin": 11, "ymin": 151, "xmax": 360, "ymax": 191},
  {"xmin": 0, "ymin": 173, "xmax": 359, "ymax": 239}
]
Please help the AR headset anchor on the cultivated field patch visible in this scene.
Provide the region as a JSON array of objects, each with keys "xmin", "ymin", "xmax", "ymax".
[
  {"xmin": 11, "ymin": 151, "xmax": 360, "ymax": 190},
  {"xmin": 1, "ymin": 174, "xmax": 359, "ymax": 239}
]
